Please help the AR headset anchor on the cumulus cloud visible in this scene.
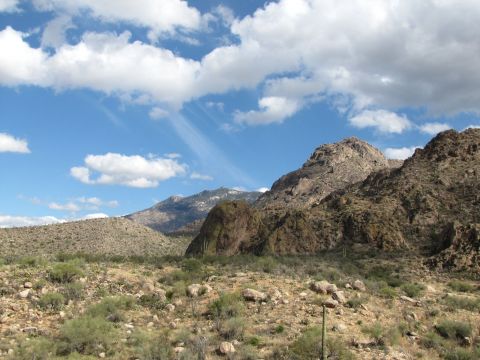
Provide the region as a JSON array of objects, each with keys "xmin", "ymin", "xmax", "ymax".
[
  {"xmin": 234, "ymin": 97, "xmax": 300, "ymax": 126},
  {"xmin": 0, "ymin": 132, "xmax": 30, "ymax": 153},
  {"xmin": 48, "ymin": 202, "xmax": 81, "ymax": 212},
  {"xmin": 349, "ymin": 110, "xmax": 412, "ymax": 134},
  {"xmin": 384, "ymin": 146, "xmax": 421, "ymax": 160},
  {"xmin": 256, "ymin": 187, "xmax": 269, "ymax": 193},
  {"xmin": 77, "ymin": 197, "xmax": 118, "ymax": 208},
  {"xmin": 0, "ymin": 215, "xmax": 65, "ymax": 228},
  {"xmin": 418, "ymin": 122, "xmax": 452, "ymax": 135},
  {"xmin": 190, "ymin": 172, "xmax": 213, "ymax": 181},
  {"xmin": 83, "ymin": 213, "xmax": 109, "ymax": 220},
  {"xmin": 32, "ymin": 0, "xmax": 201, "ymax": 39},
  {"xmin": 71, "ymin": 153, "xmax": 187, "ymax": 188},
  {"xmin": 2, "ymin": 0, "xmax": 480, "ymax": 127},
  {"xmin": 0, "ymin": 0, "xmax": 19, "ymax": 12},
  {"xmin": 41, "ymin": 15, "xmax": 74, "ymax": 48}
]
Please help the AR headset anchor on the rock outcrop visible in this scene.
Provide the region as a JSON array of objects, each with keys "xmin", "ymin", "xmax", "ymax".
[{"xmin": 187, "ymin": 129, "xmax": 480, "ymax": 272}]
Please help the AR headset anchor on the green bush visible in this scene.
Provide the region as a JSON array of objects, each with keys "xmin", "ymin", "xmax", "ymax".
[
  {"xmin": 49, "ymin": 261, "xmax": 84, "ymax": 283},
  {"xmin": 57, "ymin": 316, "xmax": 118, "ymax": 356},
  {"xmin": 10, "ymin": 338, "xmax": 56, "ymax": 360},
  {"xmin": 209, "ymin": 292, "xmax": 245, "ymax": 320},
  {"xmin": 346, "ymin": 296, "xmax": 367, "ymax": 309},
  {"xmin": 435, "ymin": 320, "xmax": 472, "ymax": 340},
  {"xmin": 18, "ymin": 256, "xmax": 46, "ymax": 268},
  {"xmin": 131, "ymin": 331, "xmax": 173, "ymax": 360},
  {"xmin": 401, "ymin": 283, "xmax": 425, "ymax": 298},
  {"xmin": 288, "ymin": 327, "xmax": 354, "ymax": 360},
  {"xmin": 362, "ymin": 322, "xmax": 385, "ymax": 345},
  {"xmin": 220, "ymin": 317, "xmax": 246, "ymax": 340},
  {"xmin": 181, "ymin": 258, "xmax": 203, "ymax": 273},
  {"xmin": 448, "ymin": 281, "xmax": 476, "ymax": 293},
  {"xmin": 275, "ymin": 325, "xmax": 285, "ymax": 334},
  {"xmin": 86, "ymin": 296, "xmax": 136, "ymax": 322},
  {"xmin": 444, "ymin": 348, "xmax": 477, "ymax": 360},
  {"xmin": 62, "ymin": 282, "xmax": 84, "ymax": 301},
  {"xmin": 38, "ymin": 292, "xmax": 65, "ymax": 311},
  {"xmin": 420, "ymin": 331, "xmax": 445, "ymax": 350},
  {"xmin": 443, "ymin": 295, "xmax": 480, "ymax": 312},
  {"xmin": 139, "ymin": 293, "xmax": 167, "ymax": 310}
]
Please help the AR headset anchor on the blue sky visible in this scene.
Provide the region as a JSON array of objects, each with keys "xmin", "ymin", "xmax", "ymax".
[{"xmin": 1, "ymin": 0, "xmax": 479, "ymax": 227}]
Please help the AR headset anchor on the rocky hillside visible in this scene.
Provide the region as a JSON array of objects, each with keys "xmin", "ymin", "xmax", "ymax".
[
  {"xmin": 0, "ymin": 218, "xmax": 188, "ymax": 258},
  {"xmin": 255, "ymin": 137, "xmax": 401, "ymax": 211},
  {"xmin": 187, "ymin": 130, "xmax": 480, "ymax": 273},
  {"xmin": 127, "ymin": 187, "xmax": 261, "ymax": 235}
]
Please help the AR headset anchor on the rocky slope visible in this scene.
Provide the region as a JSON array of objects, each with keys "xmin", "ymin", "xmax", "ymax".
[
  {"xmin": 187, "ymin": 130, "xmax": 480, "ymax": 272},
  {"xmin": 127, "ymin": 188, "xmax": 261, "ymax": 235},
  {"xmin": 255, "ymin": 137, "xmax": 401, "ymax": 211},
  {"xmin": 0, "ymin": 217, "xmax": 188, "ymax": 258}
]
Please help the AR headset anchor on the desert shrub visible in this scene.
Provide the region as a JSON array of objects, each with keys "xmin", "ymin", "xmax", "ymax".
[
  {"xmin": 401, "ymin": 282, "xmax": 425, "ymax": 298},
  {"xmin": 246, "ymin": 336, "xmax": 262, "ymax": 346},
  {"xmin": 443, "ymin": 295, "xmax": 480, "ymax": 312},
  {"xmin": 49, "ymin": 261, "xmax": 84, "ymax": 283},
  {"xmin": 86, "ymin": 296, "xmax": 136, "ymax": 322},
  {"xmin": 253, "ymin": 256, "xmax": 279, "ymax": 273},
  {"xmin": 181, "ymin": 258, "xmax": 203, "ymax": 273},
  {"xmin": 10, "ymin": 338, "xmax": 56, "ymax": 360},
  {"xmin": 379, "ymin": 285, "xmax": 398, "ymax": 298},
  {"xmin": 236, "ymin": 345, "xmax": 258, "ymax": 360},
  {"xmin": 448, "ymin": 281, "xmax": 476, "ymax": 293},
  {"xmin": 0, "ymin": 258, "xmax": 5, "ymax": 267},
  {"xmin": 326, "ymin": 338, "xmax": 356, "ymax": 360},
  {"xmin": 288, "ymin": 327, "xmax": 322, "ymax": 359},
  {"xmin": 346, "ymin": 296, "xmax": 367, "ymax": 309},
  {"xmin": 62, "ymin": 282, "xmax": 84, "ymax": 301},
  {"xmin": 220, "ymin": 317, "xmax": 246, "ymax": 340},
  {"xmin": 33, "ymin": 279, "xmax": 47, "ymax": 290},
  {"xmin": 209, "ymin": 292, "xmax": 245, "ymax": 320},
  {"xmin": 275, "ymin": 325, "xmax": 285, "ymax": 334},
  {"xmin": 435, "ymin": 320, "xmax": 472, "ymax": 340},
  {"xmin": 18, "ymin": 256, "xmax": 46, "ymax": 268},
  {"xmin": 420, "ymin": 331, "xmax": 445, "ymax": 350},
  {"xmin": 160, "ymin": 270, "xmax": 191, "ymax": 286},
  {"xmin": 444, "ymin": 348, "xmax": 477, "ymax": 360},
  {"xmin": 362, "ymin": 322, "xmax": 385, "ymax": 345},
  {"xmin": 364, "ymin": 264, "xmax": 404, "ymax": 287},
  {"xmin": 57, "ymin": 316, "xmax": 118, "ymax": 356},
  {"xmin": 139, "ymin": 293, "xmax": 166, "ymax": 310},
  {"xmin": 131, "ymin": 331, "xmax": 173, "ymax": 360},
  {"xmin": 166, "ymin": 281, "xmax": 187, "ymax": 300},
  {"xmin": 38, "ymin": 292, "xmax": 65, "ymax": 311}
]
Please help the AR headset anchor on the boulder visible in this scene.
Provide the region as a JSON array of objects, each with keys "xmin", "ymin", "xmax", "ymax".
[
  {"xmin": 332, "ymin": 291, "xmax": 346, "ymax": 304},
  {"xmin": 323, "ymin": 299, "xmax": 339, "ymax": 309},
  {"xmin": 242, "ymin": 288, "xmax": 267, "ymax": 302},
  {"xmin": 353, "ymin": 280, "xmax": 366, "ymax": 292},
  {"xmin": 218, "ymin": 341, "xmax": 235, "ymax": 355},
  {"xmin": 310, "ymin": 280, "xmax": 337, "ymax": 294}
]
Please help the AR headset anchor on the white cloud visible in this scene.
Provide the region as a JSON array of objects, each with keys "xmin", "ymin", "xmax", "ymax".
[
  {"xmin": 164, "ymin": 153, "xmax": 181, "ymax": 159},
  {"xmin": 77, "ymin": 197, "xmax": 118, "ymax": 208},
  {"xmin": 256, "ymin": 187, "xmax": 269, "ymax": 193},
  {"xmin": 0, "ymin": 215, "xmax": 65, "ymax": 228},
  {"xmin": 48, "ymin": 202, "xmax": 81, "ymax": 212},
  {"xmin": 3, "ymin": 0, "xmax": 480, "ymax": 128},
  {"xmin": 0, "ymin": 0, "xmax": 19, "ymax": 12},
  {"xmin": 41, "ymin": 15, "xmax": 74, "ymax": 48},
  {"xmin": 464, "ymin": 124, "xmax": 480, "ymax": 130},
  {"xmin": 418, "ymin": 122, "xmax": 451, "ymax": 135},
  {"xmin": 71, "ymin": 153, "xmax": 187, "ymax": 188},
  {"xmin": 0, "ymin": 132, "xmax": 30, "ymax": 153},
  {"xmin": 32, "ymin": 0, "xmax": 201, "ymax": 39},
  {"xmin": 190, "ymin": 172, "xmax": 213, "ymax": 181},
  {"xmin": 349, "ymin": 110, "xmax": 412, "ymax": 134},
  {"xmin": 234, "ymin": 96, "xmax": 300, "ymax": 126},
  {"xmin": 384, "ymin": 146, "xmax": 420, "ymax": 160},
  {"xmin": 149, "ymin": 107, "xmax": 170, "ymax": 120},
  {"xmin": 83, "ymin": 213, "xmax": 109, "ymax": 220}
]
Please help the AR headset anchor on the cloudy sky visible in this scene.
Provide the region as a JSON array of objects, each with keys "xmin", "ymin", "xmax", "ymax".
[{"xmin": 1, "ymin": 0, "xmax": 479, "ymax": 227}]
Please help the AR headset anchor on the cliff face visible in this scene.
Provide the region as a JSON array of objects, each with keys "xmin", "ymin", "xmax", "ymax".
[{"xmin": 187, "ymin": 129, "xmax": 480, "ymax": 272}]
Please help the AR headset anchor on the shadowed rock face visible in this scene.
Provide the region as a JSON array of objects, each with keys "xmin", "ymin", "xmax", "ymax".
[
  {"xmin": 126, "ymin": 188, "xmax": 261, "ymax": 235},
  {"xmin": 187, "ymin": 130, "xmax": 480, "ymax": 272}
]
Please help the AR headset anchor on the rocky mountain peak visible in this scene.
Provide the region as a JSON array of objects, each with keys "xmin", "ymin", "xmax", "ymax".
[{"xmin": 255, "ymin": 136, "xmax": 398, "ymax": 210}]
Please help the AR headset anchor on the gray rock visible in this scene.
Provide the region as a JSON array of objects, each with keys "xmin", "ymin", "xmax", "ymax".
[{"xmin": 242, "ymin": 288, "xmax": 267, "ymax": 302}]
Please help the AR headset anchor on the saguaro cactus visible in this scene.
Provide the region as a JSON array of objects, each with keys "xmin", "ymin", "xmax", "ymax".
[{"xmin": 321, "ymin": 304, "xmax": 327, "ymax": 359}]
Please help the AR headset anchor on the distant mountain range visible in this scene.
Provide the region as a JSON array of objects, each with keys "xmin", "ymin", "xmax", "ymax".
[{"xmin": 126, "ymin": 187, "xmax": 261, "ymax": 235}]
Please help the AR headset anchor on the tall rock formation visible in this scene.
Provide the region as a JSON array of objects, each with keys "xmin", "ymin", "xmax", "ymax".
[{"xmin": 187, "ymin": 129, "xmax": 480, "ymax": 273}]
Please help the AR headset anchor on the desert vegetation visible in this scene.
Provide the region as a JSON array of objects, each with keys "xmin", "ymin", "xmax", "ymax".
[{"xmin": 1, "ymin": 251, "xmax": 479, "ymax": 359}]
